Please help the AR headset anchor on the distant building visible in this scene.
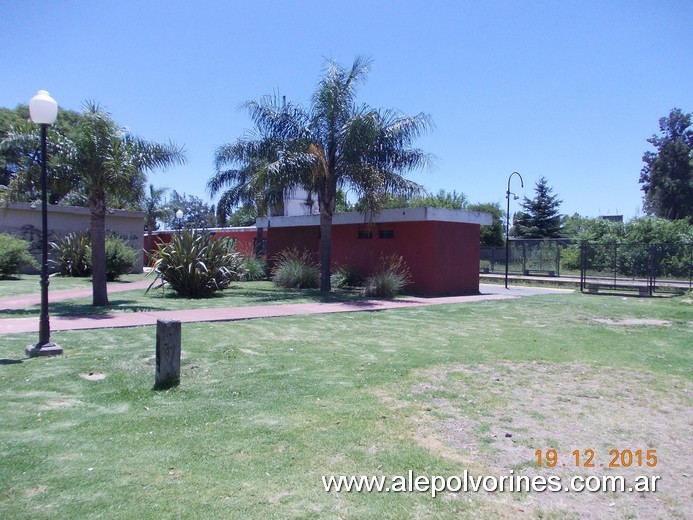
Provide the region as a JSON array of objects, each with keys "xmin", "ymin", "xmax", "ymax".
[
  {"xmin": 279, "ymin": 187, "xmax": 319, "ymax": 217},
  {"xmin": 598, "ymin": 215, "xmax": 624, "ymax": 223}
]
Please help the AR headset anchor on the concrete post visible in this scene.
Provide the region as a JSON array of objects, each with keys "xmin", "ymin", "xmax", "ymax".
[{"xmin": 155, "ymin": 320, "xmax": 181, "ymax": 389}]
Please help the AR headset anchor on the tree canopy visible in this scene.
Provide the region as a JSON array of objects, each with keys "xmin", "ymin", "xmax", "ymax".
[
  {"xmin": 513, "ymin": 177, "xmax": 563, "ymax": 238},
  {"xmin": 639, "ymin": 108, "xmax": 693, "ymax": 220}
]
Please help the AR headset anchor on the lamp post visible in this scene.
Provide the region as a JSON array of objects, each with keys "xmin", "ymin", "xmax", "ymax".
[
  {"xmin": 505, "ymin": 171, "xmax": 524, "ymax": 289},
  {"xmin": 176, "ymin": 209, "xmax": 183, "ymax": 232},
  {"xmin": 26, "ymin": 90, "xmax": 62, "ymax": 357}
]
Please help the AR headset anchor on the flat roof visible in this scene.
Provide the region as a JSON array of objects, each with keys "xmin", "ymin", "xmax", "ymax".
[{"xmin": 256, "ymin": 207, "xmax": 492, "ymax": 228}]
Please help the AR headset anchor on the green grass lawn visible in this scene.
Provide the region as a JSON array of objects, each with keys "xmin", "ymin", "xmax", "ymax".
[
  {"xmin": 0, "ymin": 279, "xmax": 366, "ymax": 318},
  {"xmin": 0, "ymin": 273, "xmax": 148, "ymax": 299},
  {"xmin": 0, "ymin": 293, "xmax": 691, "ymax": 519}
]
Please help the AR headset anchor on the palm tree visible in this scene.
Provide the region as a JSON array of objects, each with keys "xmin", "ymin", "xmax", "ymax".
[
  {"xmin": 2, "ymin": 102, "xmax": 185, "ymax": 305},
  {"xmin": 143, "ymin": 184, "xmax": 169, "ymax": 259},
  {"xmin": 210, "ymin": 57, "xmax": 433, "ymax": 290},
  {"xmin": 71, "ymin": 103, "xmax": 185, "ymax": 305}
]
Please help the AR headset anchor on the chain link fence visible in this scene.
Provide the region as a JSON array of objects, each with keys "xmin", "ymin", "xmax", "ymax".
[{"xmin": 480, "ymin": 239, "xmax": 692, "ymax": 295}]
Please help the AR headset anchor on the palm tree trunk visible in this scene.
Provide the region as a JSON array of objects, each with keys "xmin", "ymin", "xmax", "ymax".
[
  {"xmin": 90, "ymin": 197, "xmax": 109, "ymax": 306},
  {"xmin": 319, "ymin": 211, "xmax": 332, "ymax": 291}
]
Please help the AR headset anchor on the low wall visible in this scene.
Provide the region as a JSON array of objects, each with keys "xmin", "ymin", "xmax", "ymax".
[{"xmin": 0, "ymin": 202, "xmax": 145, "ymax": 274}]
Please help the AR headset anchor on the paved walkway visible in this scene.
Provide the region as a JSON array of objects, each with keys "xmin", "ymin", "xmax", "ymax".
[
  {"xmin": 0, "ymin": 278, "xmax": 153, "ymax": 310},
  {"xmin": 0, "ymin": 284, "xmax": 572, "ymax": 334}
]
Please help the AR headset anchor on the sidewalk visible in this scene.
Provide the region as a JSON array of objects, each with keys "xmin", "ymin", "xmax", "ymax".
[
  {"xmin": 0, "ymin": 279, "xmax": 153, "ymax": 311},
  {"xmin": 0, "ymin": 284, "xmax": 572, "ymax": 335}
]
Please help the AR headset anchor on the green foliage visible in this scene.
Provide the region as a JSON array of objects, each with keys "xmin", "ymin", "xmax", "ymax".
[
  {"xmin": 228, "ymin": 204, "xmax": 258, "ymax": 227},
  {"xmin": 354, "ymin": 189, "xmax": 468, "ymax": 212},
  {"xmin": 330, "ymin": 264, "xmax": 362, "ymax": 288},
  {"xmin": 50, "ymin": 232, "xmax": 92, "ymax": 277},
  {"xmin": 147, "ymin": 231, "xmax": 240, "ymax": 298},
  {"xmin": 143, "ymin": 184, "xmax": 169, "ymax": 233},
  {"xmin": 640, "ymin": 108, "xmax": 693, "ymax": 220},
  {"xmin": 559, "ymin": 246, "xmax": 581, "ymax": 272},
  {"xmin": 0, "ymin": 233, "xmax": 37, "ymax": 278},
  {"xmin": 468, "ymin": 201, "xmax": 504, "ymax": 246},
  {"xmin": 270, "ymin": 248, "xmax": 319, "ymax": 289},
  {"xmin": 104, "ymin": 235, "xmax": 137, "ymax": 281},
  {"xmin": 514, "ymin": 177, "xmax": 562, "ymax": 238},
  {"xmin": 559, "ymin": 216, "xmax": 692, "ymax": 278},
  {"xmin": 362, "ymin": 255, "xmax": 411, "ymax": 298},
  {"xmin": 165, "ymin": 190, "xmax": 217, "ymax": 229},
  {"xmin": 239, "ymin": 256, "xmax": 266, "ymax": 281}
]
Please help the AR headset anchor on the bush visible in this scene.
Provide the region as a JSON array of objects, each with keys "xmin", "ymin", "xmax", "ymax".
[
  {"xmin": 271, "ymin": 248, "xmax": 319, "ymax": 289},
  {"xmin": 147, "ymin": 230, "xmax": 240, "ymax": 298},
  {"xmin": 330, "ymin": 264, "xmax": 362, "ymax": 288},
  {"xmin": 362, "ymin": 255, "xmax": 411, "ymax": 298},
  {"xmin": 50, "ymin": 232, "xmax": 92, "ymax": 277},
  {"xmin": 104, "ymin": 235, "xmax": 137, "ymax": 281},
  {"xmin": 0, "ymin": 234, "xmax": 38, "ymax": 278},
  {"xmin": 240, "ymin": 256, "xmax": 267, "ymax": 281}
]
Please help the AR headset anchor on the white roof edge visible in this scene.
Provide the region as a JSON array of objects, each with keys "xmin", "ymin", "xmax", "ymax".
[
  {"xmin": 256, "ymin": 207, "xmax": 492, "ymax": 228},
  {"xmin": 4, "ymin": 201, "xmax": 146, "ymax": 218}
]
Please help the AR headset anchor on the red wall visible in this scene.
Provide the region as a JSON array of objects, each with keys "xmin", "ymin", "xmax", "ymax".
[
  {"xmin": 267, "ymin": 220, "xmax": 481, "ymax": 295},
  {"xmin": 145, "ymin": 228, "xmax": 265, "ymax": 260}
]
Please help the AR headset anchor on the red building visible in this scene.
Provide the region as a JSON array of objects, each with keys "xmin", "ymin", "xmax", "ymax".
[
  {"xmin": 257, "ymin": 207, "xmax": 491, "ymax": 296},
  {"xmin": 146, "ymin": 226, "xmax": 264, "ymax": 259}
]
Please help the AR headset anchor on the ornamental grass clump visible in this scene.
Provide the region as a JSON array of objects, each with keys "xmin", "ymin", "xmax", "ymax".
[
  {"xmin": 147, "ymin": 230, "xmax": 240, "ymax": 298},
  {"xmin": 330, "ymin": 264, "xmax": 362, "ymax": 288},
  {"xmin": 50, "ymin": 232, "xmax": 92, "ymax": 277},
  {"xmin": 362, "ymin": 254, "xmax": 411, "ymax": 298},
  {"xmin": 271, "ymin": 248, "xmax": 319, "ymax": 289}
]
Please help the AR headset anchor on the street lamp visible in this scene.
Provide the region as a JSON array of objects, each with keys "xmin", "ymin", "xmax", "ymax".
[
  {"xmin": 175, "ymin": 209, "xmax": 183, "ymax": 232},
  {"xmin": 505, "ymin": 171, "xmax": 524, "ymax": 289},
  {"xmin": 26, "ymin": 90, "xmax": 62, "ymax": 357}
]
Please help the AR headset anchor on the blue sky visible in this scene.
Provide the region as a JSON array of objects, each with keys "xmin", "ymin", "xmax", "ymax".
[{"xmin": 2, "ymin": 0, "xmax": 691, "ymax": 218}]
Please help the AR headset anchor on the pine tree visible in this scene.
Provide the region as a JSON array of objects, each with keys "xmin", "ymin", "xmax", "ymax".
[{"xmin": 514, "ymin": 177, "xmax": 562, "ymax": 238}]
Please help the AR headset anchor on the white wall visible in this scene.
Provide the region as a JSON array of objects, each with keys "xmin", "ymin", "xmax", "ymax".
[{"xmin": 0, "ymin": 202, "xmax": 145, "ymax": 273}]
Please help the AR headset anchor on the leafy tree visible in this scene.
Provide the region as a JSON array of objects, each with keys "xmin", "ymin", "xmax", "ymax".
[
  {"xmin": 165, "ymin": 190, "xmax": 216, "ymax": 230},
  {"xmin": 210, "ymin": 56, "xmax": 433, "ymax": 290},
  {"xmin": 2, "ymin": 102, "xmax": 185, "ymax": 305},
  {"xmin": 639, "ymin": 108, "xmax": 693, "ymax": 220},
  {"xmin": 1, "ymin": 104, "xmax": 83, "ymax": 204},
  {"xmin": 228, "ymin": 204, "xmax": 258, "ymax": 227},
  {"xmin": 513, "ymin": 177, "xmax": 563, "ymax": 238},
  {"xmin": 411, "ymin": 189, "xmax": 468, "ymax": 209},
  {"xmin": 334, "ymin": 188, "xmax": 354, "ymax": 212},
  {"xmin": 468, "ymin": 202, "xmax": 504, "ymax": 246}
]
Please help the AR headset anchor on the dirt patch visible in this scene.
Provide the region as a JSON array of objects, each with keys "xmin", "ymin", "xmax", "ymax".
[
  {"xmin": 383, "ymin": 362, "xmax": 691, "ymax": 519},
  {"xmin": 80, "ymin": 371, "xmax": 106, "ymax": 381},
  {"xmin": 593, "ymin": 318, "xmax": 672, "ymax": 326}
]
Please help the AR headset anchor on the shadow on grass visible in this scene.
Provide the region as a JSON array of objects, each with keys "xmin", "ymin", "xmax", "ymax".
[
  {"xmin": 0, "ymin": 299, "xmax": 166, "ymax": 318},
  {"xmin": 0, "ymin": 358, "xmax": 24, "ymax": 365},
  {"xmin": 236, "ymin": 286, "xmax": 366, "ymax": 304}
]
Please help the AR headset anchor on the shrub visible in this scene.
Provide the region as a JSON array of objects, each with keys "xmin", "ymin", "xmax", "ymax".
[
  {"xmin": 330, "ymin": 264, "xmax": 362, "ymax": 288},
  {"xmin": 362, "ymin": 255, "xmax": 411, "ymax": 298},
  {"xmin": 104, "ymin": 235, "xmax": 137, "ymax": 281},
  {"xmin": 147, "ymin": 230, "xmax": 240, "ymax": 298},
  {"xmin": 240, "ymin": 256, "xmax": 267, "ymax": 281},
  {"xmin": 271, "ymin": 248, "xmax": 319, "ymax": 289},
  {"xmin": 0, "ymin": 234, "xmax": 38, "ymax": 278},
  {"xmin": 50, "ymin": 232, "xmax": 92, "ymax": 277}
]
